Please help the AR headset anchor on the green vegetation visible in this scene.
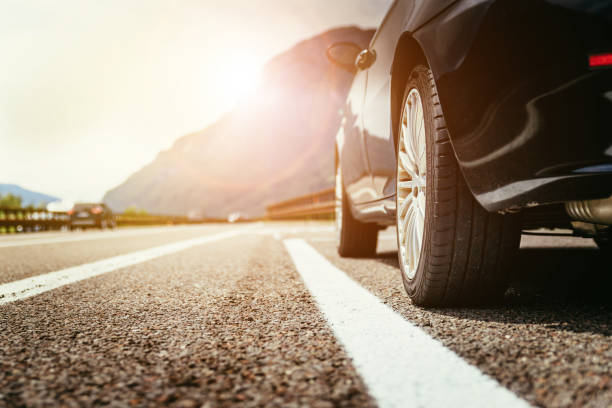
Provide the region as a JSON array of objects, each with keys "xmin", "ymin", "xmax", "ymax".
[
  {"xmin": 123, "ymin": 206, "xmax": 149, "ymax": 217},
  {"xmin": 0, "ymin": 193, "xmax": 22, "ymax": 209},
  {"xmin": 0, "ymin": 193, "xmax": 48, "ymax": 210}
]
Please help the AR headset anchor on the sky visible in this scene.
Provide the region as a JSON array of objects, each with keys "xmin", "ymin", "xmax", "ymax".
[{"xmin": 0, "ymin": 0, "xmax": 392, "ymax": 202}]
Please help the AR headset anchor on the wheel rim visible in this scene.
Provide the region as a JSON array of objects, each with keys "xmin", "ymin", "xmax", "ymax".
[
  {"xmin": 335, "ymin": 165, "xmax": 343, "ymax": 240},
  {"xmin": 397, "ymin": 88, "xmax": 427, "ymax": 280}
]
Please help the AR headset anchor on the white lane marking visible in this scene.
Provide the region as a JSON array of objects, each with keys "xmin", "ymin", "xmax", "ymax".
[
  {"xmin": 258, "ymin": 226, "xmax": 335, "ymax": 234},
  {"xmin": 0, "ymin": 225, "xmax": 212, "ymax": 249},
  {"xmin": 378, "ymin": 234, "xmax": 396, "ymax": 240},
  {"xmin": 308, "ymin": 237, "xmax": 336, "ymax": 242},
  {"xmin": 283, "ymin": 239, "xmax": 530, "ymax": 408},
  {"xmin": 308, "ymin": 235, "xmax": 397, "ymax": 243},
  {"xmin": 0, "ymin": 228, "xmax": 249, "ymax": 305}
]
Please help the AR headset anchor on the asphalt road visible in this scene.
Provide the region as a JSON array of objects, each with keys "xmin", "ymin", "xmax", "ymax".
[{"xmin": 0, "ymin": 223, "xmax": 610, "ymax": 408}]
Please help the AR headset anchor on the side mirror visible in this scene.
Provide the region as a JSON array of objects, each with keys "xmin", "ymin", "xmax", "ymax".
[
  {"xmin": 355, "ymin": 48, "xmax": 376, "ymax": 70},
  {"xmin": 326, "ymin": 42, "xmax": 363, "ymax": 73}
]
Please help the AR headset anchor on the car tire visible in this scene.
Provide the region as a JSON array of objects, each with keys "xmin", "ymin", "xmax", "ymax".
[
  {"xmin": 336, "ymin": 163, "xmax": 378, "ymax": 257},
  {"xmin": 396, "ymin": 65, "xmax": 521, "ymax": 306}
]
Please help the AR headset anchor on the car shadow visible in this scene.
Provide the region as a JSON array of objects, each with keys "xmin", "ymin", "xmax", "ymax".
[
  {"xmin": 373, "ymin": 250, "xmax": 399, "ymax": 268},
  {"xmin": 373, "ymin": 246, "xmax": 612, "ymax": 336}
]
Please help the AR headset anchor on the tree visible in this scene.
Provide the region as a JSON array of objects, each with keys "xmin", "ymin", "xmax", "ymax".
[
  {"xmin": 0, "ymin": 194, "xmax": 22, "ymax": 209},
  {"xmin": 124, "ymin": 206, "xmax": 149, "ymax": 217}
]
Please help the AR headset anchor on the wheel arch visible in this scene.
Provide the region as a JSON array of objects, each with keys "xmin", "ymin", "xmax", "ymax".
[
  {"xmin": 389, "ymin": 33, "xmax": 480, "ymax": 206},
  {"xmin": 390, "ymin": 34, "xmax": 430, "ymax": 148}
]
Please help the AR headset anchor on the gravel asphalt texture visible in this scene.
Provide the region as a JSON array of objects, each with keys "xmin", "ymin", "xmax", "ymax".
[{"xmin": 1, "ymin": 223, "xmax": 610, "ymax": 407}]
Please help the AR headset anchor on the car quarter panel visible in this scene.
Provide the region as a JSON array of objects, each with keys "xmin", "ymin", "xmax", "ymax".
[{"xmin": 412, "ymin": 0, "xmax": 612, "ymax": 211}]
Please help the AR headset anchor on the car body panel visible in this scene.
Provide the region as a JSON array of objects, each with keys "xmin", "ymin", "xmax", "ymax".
[
  {"xmin": 338, "ymin": 0, "xmax": 612, "ymax": 224},
  {"xmin": 338, "ymin": 67, "xmax": 378, "ymax": 205}
]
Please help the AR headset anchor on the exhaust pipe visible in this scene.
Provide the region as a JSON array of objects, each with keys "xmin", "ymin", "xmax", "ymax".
[{"xmin": 565, "ymin": 195, "xmax": 612, "ymax": 225}]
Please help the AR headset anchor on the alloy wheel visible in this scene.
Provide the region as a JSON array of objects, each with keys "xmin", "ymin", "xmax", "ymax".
[{"xmin": 397, "ymin": 89, "xmax": 427, "ymax": 280}]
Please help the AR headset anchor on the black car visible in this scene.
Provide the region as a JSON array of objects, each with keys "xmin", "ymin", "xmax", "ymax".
[
  {"xmin": 69, "ymin": 203, "xmax": 116, "ymax": 230},
  {"xmin": 328, "ymin": 0, "xmax": 612, "ymax": 306}
]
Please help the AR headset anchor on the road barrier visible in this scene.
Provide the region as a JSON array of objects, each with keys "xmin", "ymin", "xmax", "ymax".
[
  {"xmin": 266, "ymin": 188, "xmax": 335, "ymax": 219},
  {"xmin": 115, "ymin": 214, "xmax": 213, "ymax": 226},
  {"xmin": 0, "ymin": 208, "xmax": 69, "ymax": 233},
  {"xmin": 0, "ymin": 208, "xmax": 219, "ymax": 233}
]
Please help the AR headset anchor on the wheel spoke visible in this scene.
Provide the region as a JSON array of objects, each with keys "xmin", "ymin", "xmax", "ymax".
[
  {"xmin": 412, "ymin": 220, "xmax": 420, "ymax": 266},
  {"xmin": 398, "ymin": 152, "xmax": 418, "ymax": 180},
  {"xmin": 409, "ymin": 110, "xmax": 419, "ymax": 166},
  {"xmin": 418, "ymin": 118, "xmax": 425, "ymax": 157},
  {"xmin": 398, "ymin": 194, "xmax": 414, "ymax": 218},
  {"xmin": 414, "ymin": 205, "xmax": 423, "ymax": 250},
  {"xmin": 402, "ymin": 118, "xmax": 411, "ymax": 155},
  {"xmin": 398, "ymin": 180, "xmax": 417, "ymax": 189},
  {"xmin": 402, "ymin": 203, "xmax": 414, "ymax": 244},
  {"xmin": 415, "ymin": 194, "xmax": 425, "ymax": 220}
]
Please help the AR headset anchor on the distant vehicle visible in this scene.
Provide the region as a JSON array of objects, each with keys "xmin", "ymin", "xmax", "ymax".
[
  {"xmin": 68, "ymin": 203, "xmax": 116, "ymax": 230},
  {"xmin": 328, "ymin": 1, "xmax": 612, "ymax": 306}
]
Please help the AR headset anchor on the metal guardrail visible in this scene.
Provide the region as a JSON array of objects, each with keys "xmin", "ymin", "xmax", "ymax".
[
  {"xmin": 0, "ymin": 208, "xmax": 69, "ymax": 233},
  {"xmin": 0, "ymin": 208, "xmax": 218, "ymax": 233},
  {"xmin": 116, "ymin": 214, "xmax": 211, "ymax": 226},
  {"xmin": 266, "ymin": 188, "xmax": 335, "ymax": 219}
]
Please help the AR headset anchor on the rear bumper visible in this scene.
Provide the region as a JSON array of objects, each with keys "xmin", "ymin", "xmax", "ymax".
[{"xmin": 70, "ymin": 218, "xmax": 97, "ymax": 226}]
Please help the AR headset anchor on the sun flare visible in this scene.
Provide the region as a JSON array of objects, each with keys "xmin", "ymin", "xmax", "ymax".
[{"xmin": 217, "ymin": 51, "xmax": 264, "ymax": 108}]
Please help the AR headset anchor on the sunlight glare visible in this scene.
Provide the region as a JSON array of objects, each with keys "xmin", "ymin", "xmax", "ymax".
[{"xmin": 217, "ymin": 51, "xmax": 264, "ymax": 108}]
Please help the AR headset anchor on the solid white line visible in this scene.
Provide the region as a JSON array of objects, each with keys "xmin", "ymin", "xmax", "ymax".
[
  {"xmin": 283, "ymin": 239, "xmax": 530, "ymax": 408},
  {"xmin": 378, "ymin": 234, "xmax": 397, "ymax": 240},
  {"xmin": 308, "ymin": 235, "xmax": 397, "ymax": 243},
  {"xmin": 0, "ymin": 225, "xmax": 208, "ymax": 249},
  {"xmin": 0, "ymin": 228, "xmax": 247, "ymax": 305},
  {"xmin": 258, "ymin": 226, "xmax": 335, "ymax": 234},
  {"xmin": 307, "ymin": 237, "xmax": 337, "ymax": 242}
]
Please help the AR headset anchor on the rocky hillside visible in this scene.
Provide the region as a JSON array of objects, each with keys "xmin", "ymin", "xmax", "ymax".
[{"xmin": 103, "ymin": 26, "xmax": 374, "ymax": 217}]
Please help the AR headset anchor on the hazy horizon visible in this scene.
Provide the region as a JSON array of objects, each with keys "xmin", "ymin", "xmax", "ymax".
[{"xmin": 0, "ymin": 0, "xmax": 392, "ymax": 202}]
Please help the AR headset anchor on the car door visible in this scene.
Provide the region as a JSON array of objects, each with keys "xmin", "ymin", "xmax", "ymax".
[
  {"xmin": 339, "ymin": 66, "xmax": 375, "ymax": 205},
  {"xmin": 362, "ymin": 0, "xmax": 457, "ymax": 200},
  {"xmin": 361, "ymin": 1, "xmax": 405, "ymax": 203}
]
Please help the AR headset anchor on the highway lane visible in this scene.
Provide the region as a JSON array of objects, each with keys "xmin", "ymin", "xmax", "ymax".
[
  {"xmin": 0, "ymin": 225, "xmax": 231, "ymax": 285},
  {"xmin": 1, "ymin": 222, "xmax": 610, "ymax": 407}
]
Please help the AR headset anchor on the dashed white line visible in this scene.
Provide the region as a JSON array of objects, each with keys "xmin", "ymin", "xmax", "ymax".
[
  {"xmin": 283, "ymin": 238, "xmax": 531, "ymax": 408},
  {"xmin": 0, "ymin": 228, "xmax": 250, "ymax": 305}
]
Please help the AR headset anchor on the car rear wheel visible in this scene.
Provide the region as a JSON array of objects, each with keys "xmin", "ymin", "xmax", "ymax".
[
  {"xmin": 396, "ymin": 65, "xmax": 521, "ymax": 306},
  {"xmin": 336, "ymin": 163, "xmax": 378, "ymax": 257}
]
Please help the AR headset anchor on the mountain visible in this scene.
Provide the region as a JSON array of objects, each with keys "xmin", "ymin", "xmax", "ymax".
[
  {"xmin": 0, "ymin": 184, "xmax": 59, "ymax": 207},
  {"xmin": 104, "ymin": 26, "xmax": 374, "ymax": 217}
]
